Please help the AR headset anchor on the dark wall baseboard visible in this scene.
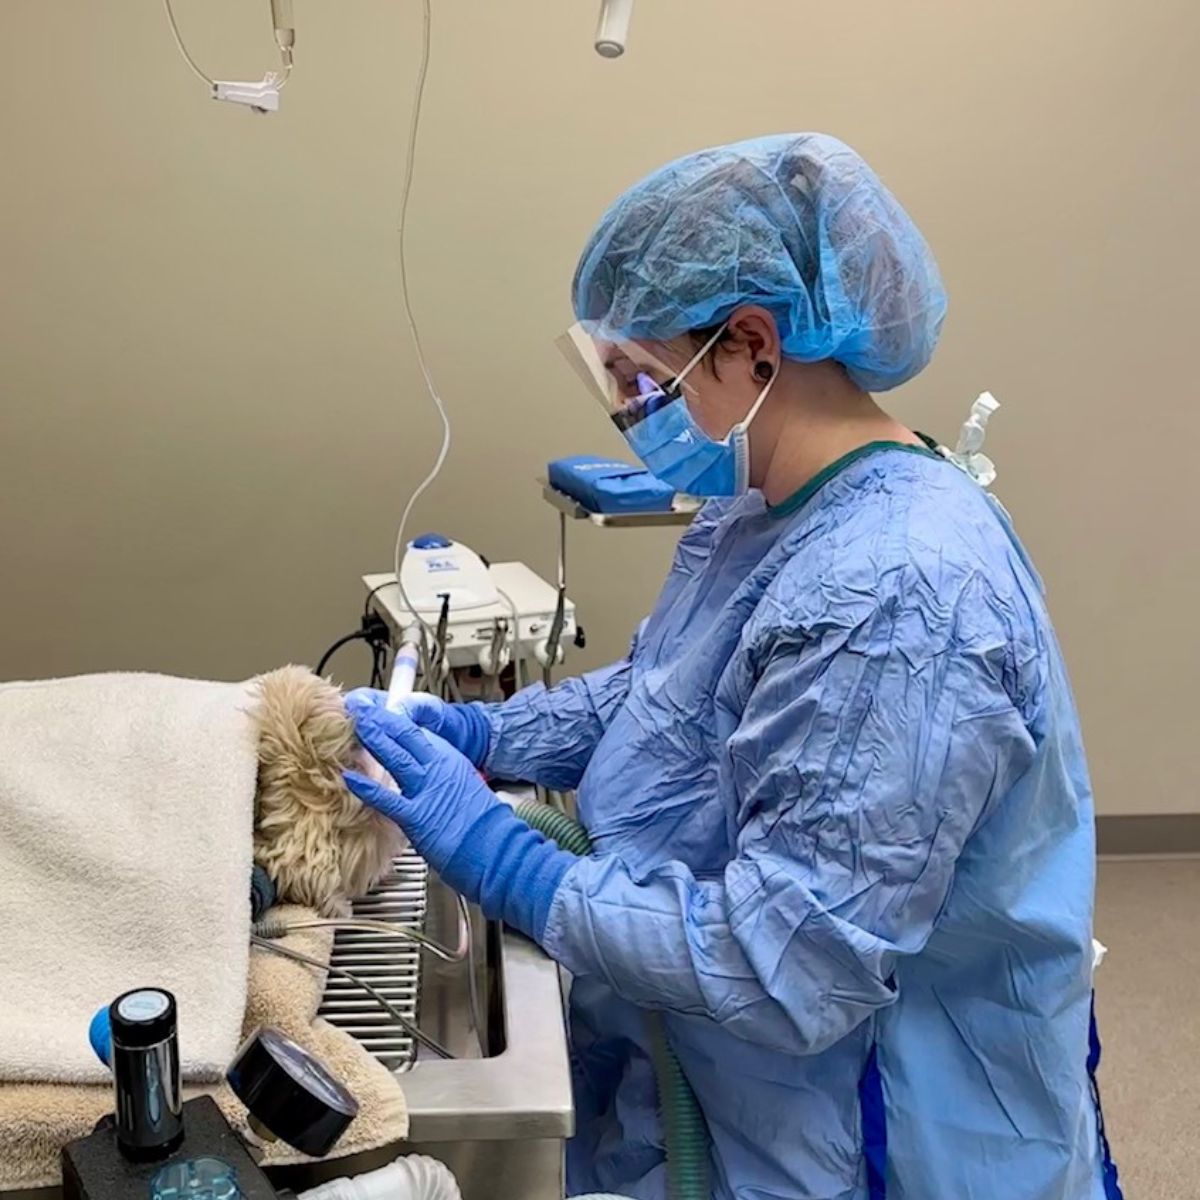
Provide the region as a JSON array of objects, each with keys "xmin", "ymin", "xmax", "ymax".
[{"xmin": 1097, "ymin": 814, "xmax": 1200, "ymax": 856}]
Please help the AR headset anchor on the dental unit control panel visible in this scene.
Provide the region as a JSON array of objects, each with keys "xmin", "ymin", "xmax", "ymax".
[{"xmin": 365, "ymin": 555, "xmax": 579, "ymax": 677}]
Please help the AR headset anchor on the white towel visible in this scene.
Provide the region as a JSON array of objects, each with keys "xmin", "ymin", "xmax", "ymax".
[{"xmin": 0, "ymin": 673, "xmax": 259, "ymax": 1084}]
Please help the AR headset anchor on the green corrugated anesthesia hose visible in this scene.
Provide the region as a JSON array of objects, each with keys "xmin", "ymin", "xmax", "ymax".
[{"xmin": 514, "ymin": 801, "xmax": 711, "ymax": 1200}]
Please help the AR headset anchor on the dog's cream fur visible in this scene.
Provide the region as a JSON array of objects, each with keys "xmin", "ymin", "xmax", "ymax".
[{"xmin": 250, "ymin": 666, "xmax": 403, "ymax": 915}]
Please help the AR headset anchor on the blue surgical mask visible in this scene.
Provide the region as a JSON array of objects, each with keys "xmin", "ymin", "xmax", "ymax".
[{"xmin": 620, "ymin": 326, "xmax": 777, "ymax": 497}]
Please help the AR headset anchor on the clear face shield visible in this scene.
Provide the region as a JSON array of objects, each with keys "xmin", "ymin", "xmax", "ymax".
[
  {"xmin": 556, "ymin": 323, "xmax": 723, "ymax": 434},
  {"xmin": 556, "ymin": 322, "xmax": 773, "ymax": 497}
]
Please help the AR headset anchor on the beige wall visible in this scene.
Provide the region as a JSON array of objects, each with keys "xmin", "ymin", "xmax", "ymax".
[{"xmin": 2, "ymin": 1, "xmax": 1197, "ymax": 815}]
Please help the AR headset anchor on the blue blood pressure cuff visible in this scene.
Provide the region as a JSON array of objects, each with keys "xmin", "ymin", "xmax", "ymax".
[{"xmin": 548, "ymin": 455, "xmax": 675, "ymax": 514}]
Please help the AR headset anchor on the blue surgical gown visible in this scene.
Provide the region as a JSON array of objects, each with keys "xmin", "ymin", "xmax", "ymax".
[{"xmin": 483, "ymin": 444, "xmax": 1113, "ymax": 1200}]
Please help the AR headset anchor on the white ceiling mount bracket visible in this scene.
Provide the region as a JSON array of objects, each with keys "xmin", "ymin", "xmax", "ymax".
[{"xmin": 212, "ymin": 75, "xmax": 281, "ymax": 114}]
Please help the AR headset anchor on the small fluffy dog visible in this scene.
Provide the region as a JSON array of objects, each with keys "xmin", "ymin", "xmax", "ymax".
[{"xmin": 250, "ymin": 666, "xmax": 403, "ymax": 915}]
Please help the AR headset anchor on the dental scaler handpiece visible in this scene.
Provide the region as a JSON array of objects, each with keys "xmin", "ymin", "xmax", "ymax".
[
  {"xmin": 361, "ymin": 634, "xmax": 420, "ymax": 789},
  {"xmin": 386, "ymin": 636, "xmax": 421, "ymax": 711},
  {"xmin": 109, "ymin": 988, "xmax": 184, "ymax": 1161}
]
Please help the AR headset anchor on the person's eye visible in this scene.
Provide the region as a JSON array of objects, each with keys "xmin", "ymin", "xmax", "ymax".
[{"xmin": 605, "ymin": 362, "xmax": 640, "ymax": 399}]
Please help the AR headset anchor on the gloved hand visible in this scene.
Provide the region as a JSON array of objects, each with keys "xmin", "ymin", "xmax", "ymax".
[
  {"xmin": 344, "ymin": 698, "xmax": 572, "ymax": 942},
  {"xmin": 343, "ymin": 689, "xmax": 492, "ymax": 768}
]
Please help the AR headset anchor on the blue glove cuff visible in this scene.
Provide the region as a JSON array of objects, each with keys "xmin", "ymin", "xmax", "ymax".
[
  {"xmin": 458, "ymin": 703, "xmax": 493, "ymax": 769},
  {"xmin": 440, "ymin": 804, "xmax": 574, "ymax": 943}
]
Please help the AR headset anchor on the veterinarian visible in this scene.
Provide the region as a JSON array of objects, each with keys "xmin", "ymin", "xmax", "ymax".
[{"xmin": 345, "ymin": 135, "xmax": 1120, "ymax": 1200}]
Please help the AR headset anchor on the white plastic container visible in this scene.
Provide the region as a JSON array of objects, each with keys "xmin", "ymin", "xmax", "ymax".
[{"xmin": 300, "ymin": 1156, "xmax": 461, "ymax": 1200}]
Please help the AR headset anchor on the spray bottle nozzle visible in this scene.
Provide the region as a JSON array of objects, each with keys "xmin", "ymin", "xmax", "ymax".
[{"xmin": 948, "ymin": 392, "xmax": 1001, "ymax": 488}]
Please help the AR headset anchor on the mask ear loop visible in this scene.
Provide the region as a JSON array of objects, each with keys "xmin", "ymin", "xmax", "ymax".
[
  {"xmin": 728, "ymin": 366, "xmax": 780, "ymax": 493},
  {"xmin": 730, "ymin": 365, "xmax": 779, "ymax": 437},
  {"xmin": 666, "ymin": 321, "xmax": 730, "ymax": 395}
]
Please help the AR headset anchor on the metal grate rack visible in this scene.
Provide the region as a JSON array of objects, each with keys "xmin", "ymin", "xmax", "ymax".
[{"xmin": 317, "ymin": 849, "xmax": 428, "ymax": 1072}]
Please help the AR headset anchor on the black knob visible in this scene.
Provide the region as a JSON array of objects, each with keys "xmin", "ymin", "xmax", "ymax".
[
  {"xmin": 109, "ymin": 988, "xmax": 184, "ymax": 1162},
  {"xmin": 574, "ymin": 626, "xmax": 587, "ymax": 649}
]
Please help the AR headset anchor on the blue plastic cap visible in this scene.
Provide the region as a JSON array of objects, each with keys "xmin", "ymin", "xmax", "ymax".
[
  {"xmin": 411, "ymin": 533, "xmax": 452, "ymax": 549},
  {"xmin": 89, "ymin": 1005, "xmax": 112, "ymax": 1067}
]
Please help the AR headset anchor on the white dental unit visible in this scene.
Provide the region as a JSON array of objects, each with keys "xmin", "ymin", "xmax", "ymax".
[{"xmin": 365, "ymin": 535, "xmax": 579, "ymax": 685}]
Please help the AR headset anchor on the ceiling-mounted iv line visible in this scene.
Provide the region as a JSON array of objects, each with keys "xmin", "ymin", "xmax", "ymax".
[{"xmin": 161, "ymin": 0, "xmax": 295, "ymax": 113}]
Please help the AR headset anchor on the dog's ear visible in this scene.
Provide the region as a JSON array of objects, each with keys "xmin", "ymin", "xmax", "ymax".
[
  {"xmin": 254, "ymin": 795, "xmax": 344, "ymax": 914},
  {"xmin": 250, "ymin": 665, "xmax": 397, "ymax": 915},
  {"xmin": 339, "ymin": 807, "xmax": 404, "ymax": 899}
]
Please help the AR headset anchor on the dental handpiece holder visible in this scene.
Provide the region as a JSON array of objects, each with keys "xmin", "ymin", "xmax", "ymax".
[{"xmin": 64, "ymin": 991, "xmax": 357, "ymax": 1200}]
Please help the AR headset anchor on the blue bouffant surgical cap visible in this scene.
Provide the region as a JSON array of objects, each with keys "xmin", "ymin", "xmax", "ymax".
[{"xmin": 571, "ymin": 133, "xmax": 947, "ymax": 392}]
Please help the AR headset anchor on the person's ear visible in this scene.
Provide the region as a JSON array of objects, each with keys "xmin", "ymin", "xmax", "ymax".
[{"xmin": 724, "ymin": 306, "xmax": 781, "ymax": 377}]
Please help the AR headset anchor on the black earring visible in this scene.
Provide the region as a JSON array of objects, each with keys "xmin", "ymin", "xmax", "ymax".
[{"xmin": 754, "ymin": 361, "xmax": 774, "ymax": 381}]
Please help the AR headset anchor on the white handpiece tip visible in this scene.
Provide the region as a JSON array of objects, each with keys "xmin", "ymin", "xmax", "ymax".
[{"xmin": 595, "ymin": 0, "xmax": 633, "ymax": 57}]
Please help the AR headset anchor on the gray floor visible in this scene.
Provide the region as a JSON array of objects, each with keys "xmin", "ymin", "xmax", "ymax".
[{"xmin": 1094, "ymin": 858, "xmax": 1200, "ymax": 1198}]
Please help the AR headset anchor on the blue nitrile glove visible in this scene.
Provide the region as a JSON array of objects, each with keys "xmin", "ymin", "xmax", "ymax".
[
  {"xmin": 344, "ymin": 689, "xmax": 492, "ymax": 768},
  {"xmin": 344, "ymin": 699, "xmax": 572, "ymax": 943}
]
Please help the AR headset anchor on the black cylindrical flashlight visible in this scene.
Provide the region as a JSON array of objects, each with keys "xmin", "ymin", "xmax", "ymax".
[{"xmin": 109, "ymin": 987, "xmax": 185, "ymax": 1161}]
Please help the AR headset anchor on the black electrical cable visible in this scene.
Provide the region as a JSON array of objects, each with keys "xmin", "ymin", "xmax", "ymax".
[
  {"xmin": 363, "ymin": 578, "xmax": 397, "ymax": 620},
  {"xmin": 370, "ymin": 638, "xmax": 390, "ymax": 690},
  {"xmin": 360, "ymin": 581, "xmax": 407, "ymax": 690},
  {"xmin": 315, "ymin": 631, "xmax": 370, "ymax": 677},
  {"xmin": 432, "ymin": 594, "xmax": 451, "ymax": 694},
  {"xmin": 316, "ymin": 612, "xmax": 393, "ymax": 684}
]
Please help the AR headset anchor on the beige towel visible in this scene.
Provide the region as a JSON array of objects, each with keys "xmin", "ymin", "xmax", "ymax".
[
  {"xmin": 0, "ymin": 673, "xmax": 259, "ymax": 1084},
  {"xmin": 0, "ymin": 906, "xmax": 409, "ymax": 1191}
]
